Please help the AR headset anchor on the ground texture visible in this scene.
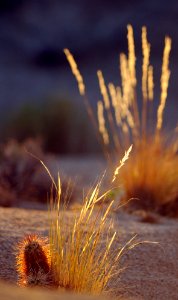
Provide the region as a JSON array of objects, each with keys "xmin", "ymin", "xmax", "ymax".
[
  {"xmin": 1, "ymin": 206, "xmax": 178, "ymax": 299},
  {"xmin": 0, "ymin": 157, "xmax": 178, "ymax": 299}
]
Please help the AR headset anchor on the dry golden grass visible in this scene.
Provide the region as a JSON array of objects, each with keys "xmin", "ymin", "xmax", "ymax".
[
  {"xmin": 15, "ymin": 148, "xmax": 156, "ymax": 296},
  {"xmin": 119, "ymin": 137, "xmax": 178, "ymax": 216},
  {"xmin": 49, "ymin": 178, "xmax": 154, "ymax": 295},
  {"xmin": 45, "ymin": 150, "xmax": 156, "ymax": 295},
  {"xmin": 49, "ymin": 176, "xmax": 131, "ymax": 295},
  {"xmin": 64, "ymin": 25, "xmax": 178, "ymax": 216}
]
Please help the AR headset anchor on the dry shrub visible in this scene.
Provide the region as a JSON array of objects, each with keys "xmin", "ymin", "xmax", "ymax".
[
  {"xmin": 0, "ymin": 139, "xmax": 52, "ymax": 206},
  {"xmin": 64, "ymin": 25, "xmax": 178, "ymax": 216},
  {"xmin": 0, "ymin": 139, "xmax": 75, "ymax": 207},
  {"xmin": 0, "ymin": 139, "xmax": 42, "ymax": 206}
]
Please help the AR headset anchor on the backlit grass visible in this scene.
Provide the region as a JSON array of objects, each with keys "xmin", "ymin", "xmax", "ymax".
[
  {"xmin": 64, "ymin": 25, "xmax": 178, "ymax": 216},
  {"xmin": 47, "ymin": 150, "xmax": 150, "ymax": 295}
]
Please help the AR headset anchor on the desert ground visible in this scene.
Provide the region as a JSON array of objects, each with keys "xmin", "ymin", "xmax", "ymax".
[
  {"xmin": 0, "ymin": 2, "xmax": 178, "ymax": 300},
  {"xmin": 0, "ymin": 156, "xmax": 178, "ymax": 300}
]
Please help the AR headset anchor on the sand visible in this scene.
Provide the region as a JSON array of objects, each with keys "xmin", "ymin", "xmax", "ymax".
[
  {"xmin": 1, "ymin": 206, "xmax": 178, "ymax": 299},
  {"xmin": 0, "ymin": 281, "xmax": 106, "ymax": 300},
  {"xmin": 0, "ymin": 156, "xmax": 178, "ymax": 299}
]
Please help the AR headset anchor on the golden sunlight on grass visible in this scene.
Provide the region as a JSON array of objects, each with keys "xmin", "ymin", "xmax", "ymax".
[
  {"xmin": 119, "ymin": 137, "xmax": 178, "ymax": 216},
  {"xmin": 49, "ymin": 174, "xmax": 155, "ymax": 295},
  {"xmin": 42, "ymin": 151, "xmax": 155, "ymax": 295},
  {"xmin": 49, "ymin": 175, "xmax": 132, "ymax": 295},
  {"xmin": 64, "ymin": 25, "xmax": 178, "ymax": 216}
]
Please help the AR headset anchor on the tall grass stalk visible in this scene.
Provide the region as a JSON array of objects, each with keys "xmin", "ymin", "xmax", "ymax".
[
  {"xmin": 48, "ymin": 172, "xmax": 155, "ymax": 294},
  {"xmin": 64, "ymin": 25, "xmax": 173, "ymax": 152},
  {"xmin": 64, "ymin": 25, "xmax": 178, "ymax": 215},
  {"xmin": 42, "ymin": 147, "xmax": 140, "ymax": 295}
]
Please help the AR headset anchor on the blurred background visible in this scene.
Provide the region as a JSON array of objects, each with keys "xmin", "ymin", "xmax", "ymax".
[{"xmin": 0, "ymin": 0, "xmax": 178, "ymax": 154}]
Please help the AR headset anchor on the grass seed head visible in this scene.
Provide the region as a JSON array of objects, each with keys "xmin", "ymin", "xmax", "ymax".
[{"xmin": 65, "ymin": 25, "xmax": 178, "ymax": 216}]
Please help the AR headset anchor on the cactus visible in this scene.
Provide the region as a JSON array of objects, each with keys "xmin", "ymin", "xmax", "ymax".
[{"xmin": 16, "ymin": 234, "xmax": 56, "ymax": 288}]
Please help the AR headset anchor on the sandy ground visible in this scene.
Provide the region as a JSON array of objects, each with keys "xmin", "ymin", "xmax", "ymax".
[
  {"xmin": 49, "ymin": 155, "xmax": 108, "ymax": 191},
  {"xmin": 1, "ymin": 156, "xmax": 178, "ymax": 299},
  {"xmin": 1, "ymin": 206, "xmax": 178, "ymax": 299},
  {"xmin": 0, "ymin": 281, "xmax": 106, "ymax": 300}
]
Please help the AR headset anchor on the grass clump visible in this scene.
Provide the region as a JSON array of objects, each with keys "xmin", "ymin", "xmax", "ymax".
[
  {"xmin": 119, "ymin": 137, "xmax": 178, "ymax": 216},
  {"xmin": 47, "ymin": 149, "xmax": 148, "ymax": 295},
  {"xmin": 49, "ymin": 175, "xmax": 134, "ymax": 295},
  {"xmin": 16, "ymin": 151, "xmax": 156, "ymax": 295},
  {"xmin": 64, "ymin": 25, "xmax": 178, "ymax": 216}
]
